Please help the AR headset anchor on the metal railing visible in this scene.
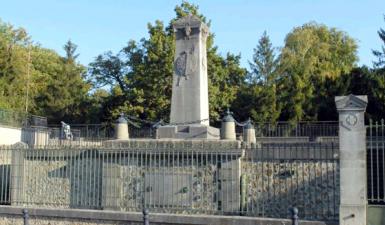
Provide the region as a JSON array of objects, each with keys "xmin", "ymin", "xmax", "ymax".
[
  {"xmin": 367, "ymin": 119, "xmax": 385, "ymax": 205},
  {"xmin": 0, "ymin": 109, "xmax": 28, "ymax": 127},
  {"xmin": 0, "ymin": 108, "xmax": 47, "ymax": 128},
  {"xmin": 0, "ymin": 142, "xmax": 339, "ymax": 221},
  {"xmin": 253, "ymin": 121, "xmax": 339, "ymax": 140},
  {"xmin": 13, "ymin": 121, "xmax": 339, "ymax": 148}
]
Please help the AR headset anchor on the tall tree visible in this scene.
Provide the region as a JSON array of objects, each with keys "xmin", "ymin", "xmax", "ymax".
[
  {"xmin": 373, "ymin": 15, "xmax": 385, "ymax": 68},
  {"xmin": 0, "ymin": 20, "xmax": 30, "ymax": 111},
  {"xmin": 34, "ymin": 41, "xmax": 89, "ymax": 123},
  {"xmin": 279, "ymin": 22, "xmax": 358, "ymax": 121},
  {"xmin": 63, "ymin": 40, "xmax": 79, "ymax": 63},
  {"xmin": 247, "ymin": 31, "xmax": 280, "ymax": 123},
  {"xmin": 89, "ymin": 1, "xmax": 246, "ymax": 123}
]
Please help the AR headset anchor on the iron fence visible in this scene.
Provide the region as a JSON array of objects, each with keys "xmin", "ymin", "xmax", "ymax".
[
  {"xmin": 47, "ymin": 123, "xmax": 155, "ymax": 141},
  {"xmin": 253, "ymin": 121, "xmax": 339, "ymax": 140},
  {"xmin": 367, "ymin": 119, "xmax": 385, "ymax": 205},
  {"xmin": 0, "ymin": 108, "xmax": 47, "ymax": 128},
  {"xmin": 0, "ymin": 142, "xmax": 339, "ymax": 221},
  {"xmin": 14, "ymin": 121, "xmax": 339, "ymax": 148}
]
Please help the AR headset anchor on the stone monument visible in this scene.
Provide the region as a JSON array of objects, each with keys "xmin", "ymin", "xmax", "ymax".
[{"xmin": 157, "ymin": 15, "xmax": 219, "ymax": 139}]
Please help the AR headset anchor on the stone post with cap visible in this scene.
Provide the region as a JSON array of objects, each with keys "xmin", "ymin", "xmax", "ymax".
[
  {"xmin": 115, "ymin": 113, "xmax": 129, "ymax": 140},
  {"xmin": 221, "ymin": 109, "xmax": 236, "ymax": 140},
  {"xmin": 335, "ymin": 94, "xmax": 368, "ymax": 225}
]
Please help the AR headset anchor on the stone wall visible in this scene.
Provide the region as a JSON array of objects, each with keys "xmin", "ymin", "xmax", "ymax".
[
  {"xmin": 4, "ymin": 140, "xmax": 339, "ymax": 222},
  {"xmin": 11, "ymin": 147, "xmax": 242, "ymax": 214},
  {"xmin": 241, "ymin": 160, "xmax": 339, "ymax": 221}
]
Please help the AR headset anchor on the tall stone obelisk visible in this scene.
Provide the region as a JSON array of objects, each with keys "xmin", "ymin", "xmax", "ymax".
[{"xmin": 157, "ymin": 15, "xmax": 219, "ymax": 139}]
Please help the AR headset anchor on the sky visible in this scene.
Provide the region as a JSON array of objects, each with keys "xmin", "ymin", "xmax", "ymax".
[{"xmin": 0, "ymin": 0, "xmax": 384, "ymax": 68}]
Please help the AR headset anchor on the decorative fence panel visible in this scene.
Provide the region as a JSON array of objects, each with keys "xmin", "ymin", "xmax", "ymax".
[
  {"xmin": 0, "ymin": 141, "xmax": 339, "ymax": 222},
  {"xmin": 367, "ymin": 119, "xmax": 385, "ymax": 205},
  {"xmin": 241, "ymin": 143, "xmax": 339, "ymax": 221},
  {"xmin": 0, "ymin": 108, "xmax": 47, "ymax": 128}
]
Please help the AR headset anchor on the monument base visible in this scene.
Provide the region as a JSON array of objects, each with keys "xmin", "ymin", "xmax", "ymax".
[{"xmin": 156, "ymin": 125, "xmax": 220, "ymax": 139}]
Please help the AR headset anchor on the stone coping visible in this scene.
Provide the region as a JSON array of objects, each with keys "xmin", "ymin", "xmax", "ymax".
[
  {"xmin": 103, "ymin": 139, "xmax": 242, "ymax": 149},
  {"xmin": 0, "ymin": 206, "xmax": 338, "ymax": 225}
]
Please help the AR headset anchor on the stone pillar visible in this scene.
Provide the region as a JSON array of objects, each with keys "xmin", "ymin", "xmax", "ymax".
[
  {"xmin": 101, "ymin": 161, "xmax": 121, "ymax": 210},
  {"xmin": 10, "ymin": 149, "xmax": 26, "ymax": 205},
  {"xmin": 170, "ymin": 15, "xmax": 210, "ymax": 126},
  {"xmin": 156, "ymin": 15, "xmax": 219, "ymax": 140},
  {"xmin": 335, "ymin": 95, "xmax": 368, "ymax": 225},
  {"xmin": 243, "ymin": 118, "xmax": 256, "ymax": 145},
  {"xmin": 115, "ymin": 114, "xmax": 129, "ymax": 140},
  {"xmin": 221, "ymin": 109, "xmax": 236, "ymax": 140}
]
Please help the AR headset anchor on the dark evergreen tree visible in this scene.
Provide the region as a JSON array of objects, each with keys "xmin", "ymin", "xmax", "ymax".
[{"xmin": 373, "ymin": 15, "xmax": 385, "ymax": 68}]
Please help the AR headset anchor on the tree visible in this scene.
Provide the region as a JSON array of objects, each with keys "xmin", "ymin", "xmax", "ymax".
[
  {"xmin": 346, "ymin": 66, "xmax": 385, "ymax": 121},
  {"xmin": 373, "ymin": 15, "xmax": 385, "ymax": 68},
  {"xmin": 63, "ymin": 40, "xmax": 79, "ymax": 63},
  {"xmin": 243, "ymin": 31, "xmax": 280, "ymax": 123},
  {"xmin": 0, "ymin": 20, "xmax": 30, "ymax": 111},
  {"xmin": 279, "ymin": 22, "xmax": 358, "ymax": 121},
  {"xmin": 33, "ymin": 41, "xmax": 90, "ymax": 123}
]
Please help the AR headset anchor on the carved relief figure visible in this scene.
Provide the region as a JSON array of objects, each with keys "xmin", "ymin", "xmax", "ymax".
[
  {"xmin": 184, "ymin": 23, "xmax": 191, "ymax": 40},
  {"xmin": 174, "ymin": 51, "xmax": 188, "ymax": 86}
]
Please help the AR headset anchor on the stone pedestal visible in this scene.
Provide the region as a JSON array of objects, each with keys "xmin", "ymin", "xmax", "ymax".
[
  {"xmin": 335, "ymin": 95, "xmax": 368, "ymax": 225},
  {"xmin": 156, "ymin": 125, "xmax": 219, "ymax": 139}
]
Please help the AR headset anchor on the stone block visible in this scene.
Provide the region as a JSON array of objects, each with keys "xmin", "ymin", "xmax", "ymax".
[
  {"xmin": 144, "ymin": 172, "xmax": 193, "ymax": 207},
  {"xmin": 219, "ymin": 159, "xmax": 241, "ymax": 212},
  {"xmin": 156, "ymin": 125, "xmax": 220, "ymax": 140},
  {"xmin": 102, "ymin": 163, "xmax": 121, "ymax": 210}
]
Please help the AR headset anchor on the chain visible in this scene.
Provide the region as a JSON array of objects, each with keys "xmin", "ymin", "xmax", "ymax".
[
  {"xmin": 206, "ymin": 129, "xmax": 220, "ymax": 138},
  {"xmin": 125, "ymin": 115, "xmax": 158, "ymax": 125},
  {"xmin": 124, "ymin": 115, "xmax": 211, "ymax": 128},
  {"xmin": 234, "ymin": 120, "xmax": 248, "ymax": 127},
  {"xmin": 165, "ymin": 118, "xmax": 209, "ymax": 126}
]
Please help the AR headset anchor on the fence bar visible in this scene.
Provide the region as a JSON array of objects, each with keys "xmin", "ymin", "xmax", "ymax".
[
  {"xmin": 291, "ymin": 207, "xmax": 299, "ymax": 225},
  {"xmin": 23, "ymin": 209, "xmax": 29, "ymax": 225},
  {"xmin": 143, "ymin": 208, "xmax": 149, "ymax": 225}
]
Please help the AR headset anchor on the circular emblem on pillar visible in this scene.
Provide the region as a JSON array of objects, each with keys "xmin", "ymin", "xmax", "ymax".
[{"xmin": 345, "ymin": 113, "xmax": 358, "ymax": 126}]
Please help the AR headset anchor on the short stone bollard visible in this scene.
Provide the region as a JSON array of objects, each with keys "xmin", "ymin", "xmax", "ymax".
[
  {"xmin": 291, "ymin": 207, "xmax": 299, "ymax": 225},
  {"xmin": 221, "ymin": 108, "xmax": 236, "ymax": 140},
  {"xmin": 243, "ymin": 118, "xmax": 256, "ymax": 145},
  {"xmin": 143, "ymin": 208, "xmax": 149, "ymax": 225},
  {"xmin": 115, "ymin": 113, "xmax": 129, "ymax": 140},
  {"xmin": 23, "ymin": 209, "xmax": 29, "ymax": 225}
]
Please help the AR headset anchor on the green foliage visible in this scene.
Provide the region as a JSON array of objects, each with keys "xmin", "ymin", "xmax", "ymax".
[
  {"xmin": 2, "ymin": 5, "xmax": 385, "ymax": 126},
  {"xmin": 373, "ymin": 15, "xmax": 385, "ymax": 68},
  {"xmin": 278, "ymin": 22, "xmax": 358, "ymax": 122},
  {"xmin": 0, "ymin": 20, "xmax": 90, "ymax": 124},
  {"xmin": 34, "ymin": 43, "xmax": 89, "ymax": 123},
  {"xmin": 89, "ymin": 2, "xmax": 246, "ymax": 123},
  {"xmin": 0, "ymin": 20, "xmax": 30, "ymax": 111},
  {"xmin": 236, "ymin": 31, "xmax": 280, "ymax": 123},
  {"xmin": 346, "ymin": 66, "xmax": 385, "ymax": 121}
]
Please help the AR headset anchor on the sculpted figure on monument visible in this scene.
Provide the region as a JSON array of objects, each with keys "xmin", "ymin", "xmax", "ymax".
[
  {"xmin": 174, "ymin": 51, "xmax": 188, "ymax": 86},
  {"xmin": 184, "ymin": 23, "xmax": 191, "ymax": 40}
]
